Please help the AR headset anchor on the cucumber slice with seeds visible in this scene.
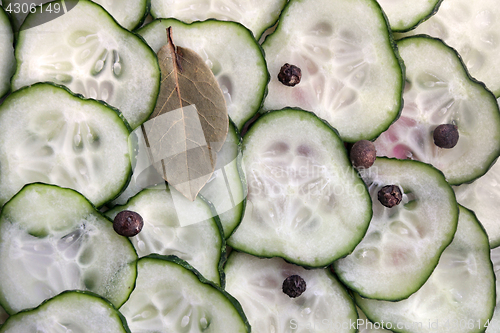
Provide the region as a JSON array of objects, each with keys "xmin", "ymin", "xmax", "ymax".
[
  {"xmin": 261, "ymin": 0, "xmax": 404, "ymax": 142},
  {"xmin": 11, "ymin": 0, "xmax": 160, "ymax": 129},
  {"xmin": 373, "ymin": 36, "xmax": 500, "ymax": 185},
  {"xmin": 228, "ymin": 109, "xmax": 372, "ymax": 267},
  {"xmin": 355, "ymin": 205, "xmax": 495, "ymax": 333},
  {"xmin": 224, "ymin": 251, "xmax": 358, "ymax": 333},
  {"xmin": 106, "ymin": 185, "xmax": 225, "ymax": 286},
  {"xmin": 333, "ymin": 157, "xmax": 459, "ymax": 301},
  {"xmin": 0, "ymin": 291, "xmax": 130, "ymax": 333},
  {"xmin": 376, "ymin": 0, "xmax": 442, "ymax": 32},
  {"xmin": 137, "ymin": 18, "xmax": 268, "ymax": 130},
  {"xmin": 0, "ymin": 183, "xmax": 137, "ymax": 314},
  {"xmin": 0, "ymin": 6, "xmax": 14, "ymax": 99}
]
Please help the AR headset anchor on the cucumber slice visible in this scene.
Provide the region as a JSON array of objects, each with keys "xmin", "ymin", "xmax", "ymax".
[
  {"xmin": 0, "ymin": 83, "xmax": 131, "ymax": 208},
  {"xmin": 137, "ymin": 18, "xmax": 268, "ymax": 130},
  {"xmin": 486, "ymin": 245, "xmax": 500, "ymax": 332},
  {"xmin": 0, "ymin": 291, "xmax": 130, "ymax": 333},
  {"xmin": 373, "ymin": 36, "xmax": 500, "ymax": 185},
  {"xmin": 0, "ymin": 6, "xmax": 14, "ymax": 99},
  {"xmin": 119, "ymin": 255, "xmax": 250, "ymax": 332},
  {"xmin": 150, "ymin": 0, "xmax": 287, "ymax": 40},
  {"xmin": 261, "ymin": 0, "xmax": 404, "ymax": 142},
  {"xmin": 453, "ymin": 160, "xmax": 500, "ymax": 248},
  {"xmin": 0, "ymin": 183, "xmax": 137, "ymax": 314},
  {"xmin": 376, "ymin": 0, "xmax": 442, "ymax": 32},
  {"xmin": 228, "ymin": 109, "xmax": 372, "ymax": 267},
  {"xmin": 92, "ymin": 0, "xmax": 149, "ymax": 30},
  {"xmin": 224, "ymin": 251, "xmax": 358, "ymax": 333},
  {"xmin": 106, "ymin": 185, "xmax": 225, "ymax": 286},
  {"xmin": 11, "ymin": 0, "xmax": 160, "ymax": 129},
  {"xmin": 333, "ymin": 157, "xmax": 459, "ymax": 301},
  {"xmin": 357, "ymin": 306, "xmax": 394, "ymax": 332},
  {"xmin": 395, "ymin": 0, "xmax": 500, "ymax": 97},
  {"xmin": 355, "ymin": 205, "xmax": 495, "ymax": 333}
]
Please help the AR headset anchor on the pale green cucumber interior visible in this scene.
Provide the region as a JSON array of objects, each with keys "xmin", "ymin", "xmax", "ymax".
[{"xmin": 377, "ymin": 0, "xmax": 442, "ymax": 32}]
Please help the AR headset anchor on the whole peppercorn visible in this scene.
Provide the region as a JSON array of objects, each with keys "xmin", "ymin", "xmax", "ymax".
[
  {"xmin": 378, "ymin": 185, "xmax": 403, "ymax": 208},
  {"xmin": 350, "ymin": 140, "xmax": 377, "ymax": 169},
  {"xmin": 278, "ymin": 63, "xmax": 302, "ymax": 87},
  {"xmin": 113, "ymin": 210, "xmax": 144, "ymax": 237},
  {"xmin": 282, "ymin": 275, "xmax": 306, "ymax": 298},
  {"xmin": 433, "ymin": 124, "xmax": 459, "ymax": 149}
]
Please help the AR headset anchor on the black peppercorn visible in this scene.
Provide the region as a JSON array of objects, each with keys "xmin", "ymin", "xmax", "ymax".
[
  {"xmin": 378, "ymin": 185, "xmax": 403, "ymax": 208},
  {"xmin": 350, "ymin": 140, "xmax": 377, "ymax": 169},
  {"xmin": 282, "ymin": 275, "xmax": 306, "ymax": 298},
  {"xmin": 433, "ymin": 124, "xmax": 459, "ymax": 149},
  {"xmin": 278, "ymin": 63, "xmax": 302, "ymax": 87},
  {"xmin": 113, "ymin": 210, "xmax": 144, "ymax": 237}
]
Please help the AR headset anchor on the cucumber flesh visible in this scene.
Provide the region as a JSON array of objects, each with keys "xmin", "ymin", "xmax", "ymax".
[
  {"xmin": 486, "ymin": 245, "xmax": 500, "ymax": 332},
  {"xmin": 224, "ymin": 251, "xmax": 358, "ymax": 333},
  {"xmin": 137, "ymin": 18, "xmax": 268, "ymax": 130},
  {"xmin": 355, "ymin": 206, "xmax": 496, "ymax": 333},
  {"xmin": 92, "ymin": 0, "xmax": 149, "ymax": 30},
  {"xmin": 0, "ymin": 291, "xmax": 130, "ymax": 333},
  {"xmin": 0, "ymin": 6, "xmax": 14, "ymax": 99},
  {"xmin": 11, "ymin": 0, "xmax": 160, "ymax": 129},
  {"xmin": 261, "ymin": 0, "xmax": 404, "ymax": 142},
  {"xmin": 377, "ymin": 0, "xmax": 442, "ymax": 32},
  {"xmin": 119, "ymin": 255, "xmax": 250, "ymax": 333},
  {"xmin": 106, "ymin": 185, "xmax": 225, "ymax": 286},
  {"xmin": 374, "ymin": 36, "xmax": 500, "ymax": 185},
  {"xmin": 333, "ymin": 158, "xmax": 459, "ymax": 301},
  {"xmin": 0, "ymin": 183, "xmax": 137, "ymax": 314},
  {"xmin": 228, "ymin": 109, "xmax": 372, "ymax": 267},
  {"xmin": 0, "ymin": 83, "xmax": 131, "ymax": 208}
]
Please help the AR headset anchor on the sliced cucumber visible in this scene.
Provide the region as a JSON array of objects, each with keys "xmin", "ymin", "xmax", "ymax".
[
  {"xmin": 11, "ymin": 0, "xmax": 160, "ymax": 129},
  {"xmin": 92, "ymin": 0, "xmax": 149, "ymax": 30},
  {"xmin": 106, "ymin": 184, "xmax": 225, "ymax": 286},
  {"xmin": 376, "ymin": 0, "xmax": 442, "ymax": 32},
  {"xmin": 0, "ymin": 291, "xmax": 129, "ymax": 332},
  {"xmin": 150, "ymin": 0, "xmax": 287, "ymax": 40},
  {"xmin": 333, "ymin": 157, "xmax": 458, "ymax": 301},
  {"xmin": 355, "ymin": 205, "xmax": 495, "ymax": 333},
  {"xmin": 374, "ymin": 36, "xmax": 500, "ymax": 185},
  {"xmin": 224, "ymin": 251, "xmax": 358, "ymax": 333},
  {"xmin": 486, "ymin": 245, "xmax": 500, "ymax": 332},
  {"xmin": 137, "ymin": 18, "xmax": 268, "ymax": 130},
  {"xmin": 228, "ymin": 109, "xmax": 372, "ymax": 267},
  {"xmin": 396, "ymin": 0, "xmax": 500, "ymax": 97},
  {"xmin": 453, "ymin": 160, "xmax": 500, "ymax": 248},
  {"xmin": 357, "ymin": 306, "xmax": 394, "ymax": 332},
  {"xmin": 0, "ymin": 83, "xmax": 131, "ymax": 207},
  {"xmin": 119, "ymin": 255, "xmax": 250, "ymax": 332},
  {"xmin": 261, "ymin": 0, "xmax": 404, "ymax": 142},
  {"xmin": 0, "ymin": 5, "xmax": 14, "ymax": 99},
  {"xmin": 0, "ymin": 183, "xmax": 137, "ymax": 314}
]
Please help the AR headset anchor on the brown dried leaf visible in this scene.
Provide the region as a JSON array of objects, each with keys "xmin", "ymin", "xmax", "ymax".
[{"xmin": 142, "ymin": 27, "xmax": 228, "ymax": 201}]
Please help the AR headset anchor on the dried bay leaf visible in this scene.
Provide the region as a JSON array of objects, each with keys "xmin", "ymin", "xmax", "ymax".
[{"xmin": 142, "ymin": 27, "xmax": 228, "ymax": 201}]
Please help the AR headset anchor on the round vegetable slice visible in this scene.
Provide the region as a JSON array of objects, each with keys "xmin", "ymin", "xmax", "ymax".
[
  {"xmin": 0, "ymin": 83, "xmax": 131, "ymax": 207},
  {"xmin": 137, "ymin": 18, "xmax": 268, "ymax": 130},
  {"xmin": 224, "ymin": 251, "xmax": 358, "ymax": 333},
  {"xmin": 119, "ymin": 255, "xmax": 250, "ymax": 332},
  {"xmin": 373, "ymin": 36, "xmax": 500, "ymax": 185},
  {"xmin": 106, "ymin": 184, "xmax": 225, "ymax": 286},
  {"xmin": 228, "ymin": 109, "xmax": 372, "ymax": 267},
  {"xmin": 0, "ymin": 291, "xmax": 130, "ymax": 333},
  {"xmin": 0, "ymin": 6, "xmax": 14, "ymax": 99},
  {"xmin": 261, "ymin": 0, "xmax": 404, "ymax": 142},
  {"xmin": 333, "ymin": 157, "xmax": 459, "ymax": 301},
  {"xmin": 11, "ymin": 0, "xmax": 160, "ymax": 129},
  {"xmin": 355, "ymin": 206, "xmax": 495, "ymax": 333},
  {"xmin": 376, "ymin": 0, "xmax": 442, "ymax": 32},
  {"xmin": 486, "ymin": 245, "xmax": 500, "ymax": 332},
  {"xmin": 0, "ymin": 183, "xmax": 137, "ymax": 314}
]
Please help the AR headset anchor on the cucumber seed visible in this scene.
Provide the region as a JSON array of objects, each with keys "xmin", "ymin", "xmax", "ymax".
[
  {"xmin": 378, "ymin": 185, "xmax": 402, "ymax": 208},
  {"xmin": 350, "ymin": 140, "xmax": 376, "ymax": 169},
  {"xmin": 113, "ymin": 210, "xmax": 144, "ymax": 237},
  {"xmin": 433, "ymin": 124, "xmax": 459, "ymax": 149},
  {"xmin": 282, "ymin": 274, "xmax": 306, "ymax": 298},
  {"xmin": 278, "ymin": 63, "xmax": 302, "ymax": 87}
]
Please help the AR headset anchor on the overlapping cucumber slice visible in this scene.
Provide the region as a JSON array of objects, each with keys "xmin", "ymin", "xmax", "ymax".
[
  {"xmin": 376, "ymin": 0, "xmax": 442, "ymax": 32},
  {"xmin": 396, "ymin": 0, "xmax": 500, "ymax": 97},
  {"xmin": 149, "ymin": 0, "xmax": 287, "ymax": 40},
  {"xmin": 486, "ymin": 245, "xmax": 500, "ymax": 332},
  {"xmin": 374, "ymin": 36, "xmax": 500, "ymax": 185},
  {"xmin": 228, "ymin": 109, "xmax": 372, "ymax": 267},
  {"xmin": 0, "ymin": 83, "xmax": 131, "ymax": 207},
  {"xmin": 333, "ymin": 157, "xmax": 458, "ymax": 301},
  {"xmin": 119, "ymin": 255, "xmax": 250, "ymax": 332},
  {"xmin": 11, "ymin": 0, "xmax": 160, "ymax": 129},
  {"xmin": 106, "ymin": 185, "xmax": 225, "ymax": 286},
  {"xmin": 0, "ymin": 291, "xmax": 130, "ymax": 333},
  {"xmin": 0, "ymin": 6, "xmax": 14, "ymax": 99},
  {"xmin": 0, "ymin": 183, "xmax": 138, "ymax": 315},
  {"xmin": 261, "ymin": 0, "xmax": 404, "ymax": 142},
  {"xmin": 355, "ymin": 206, "xmax": 495, "ymax": 333},
  {"xmin": 224, "ymin": 251, "xmax": 358, "ymax": 333},
  {"xmin": 137, "ymin": 18, "xmax": 268, "ymax": 130}
]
